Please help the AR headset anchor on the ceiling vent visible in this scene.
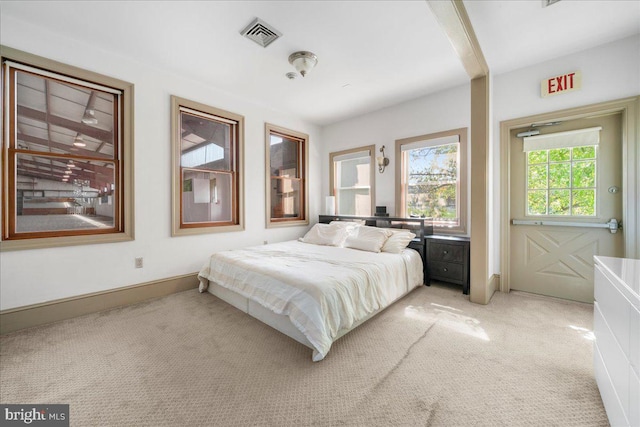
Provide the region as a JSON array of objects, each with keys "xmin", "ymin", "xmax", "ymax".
[{"xmin": 240, "ymin": 18, "xmax": 282, "ymax": 48}]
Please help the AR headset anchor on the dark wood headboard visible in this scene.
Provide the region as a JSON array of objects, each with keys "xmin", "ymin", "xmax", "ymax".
[{"xmin": 318, "ymin": 215, "xmax": 433, "ymax": 239}]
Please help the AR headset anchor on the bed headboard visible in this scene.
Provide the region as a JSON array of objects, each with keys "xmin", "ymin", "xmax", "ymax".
[{"xmin": 318, "ymin": 215, "xmax": 433, "ymax": 239}]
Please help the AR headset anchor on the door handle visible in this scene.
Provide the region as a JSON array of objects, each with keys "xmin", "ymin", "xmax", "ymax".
[{"xmin": 511, "ymin": 218, "xmax": 621, "ymax": 234}]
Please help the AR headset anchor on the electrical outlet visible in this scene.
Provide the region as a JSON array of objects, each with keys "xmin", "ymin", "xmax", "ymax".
[{"xmin": 135, "ymin": 257, "xmax": 143, "ymax": 268}]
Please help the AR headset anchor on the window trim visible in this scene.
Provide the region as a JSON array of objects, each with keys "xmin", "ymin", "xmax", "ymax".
[
  {"xmin": 0, "ymin": 45, "xmax": 134, "ymax": 251},
  {"xmin": 265, "ymin": 123, "xmax": 308, "ymax": 228},
  {"xmin": 329, "ymin": 145, "xmax": 375, "ymax": 217},
  {"xmin": 395, "ymin": 128, "xmax": 468, "ymax": 234},
  {"xmin": 171, "ymin": 95, "xmax": 245, "ymax": 236}
]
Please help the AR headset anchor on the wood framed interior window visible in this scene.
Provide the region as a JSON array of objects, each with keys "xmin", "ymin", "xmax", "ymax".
[
  {"xmin": 171, "ymin": 95, "xmax": 244, "ymax": 236},
  {"xmin": 329, "ymin": 145, "xmax": 375, "ymax": 216},
  {"xmin": 265, "ymin": 123, "xmax": 308, "ymax": 227},
  {"xmin": 1, "ymin": 45, "xmax": 134, "ymax": 251}
]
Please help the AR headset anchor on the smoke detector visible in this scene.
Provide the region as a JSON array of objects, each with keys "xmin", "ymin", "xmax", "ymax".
[{"xmin": 240, "ymin": 18, "xmax": 282, "ymax": 48}]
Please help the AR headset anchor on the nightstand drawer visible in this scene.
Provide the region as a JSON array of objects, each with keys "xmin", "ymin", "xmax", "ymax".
[
  {"xmin": 428, "ymin": 242, "xmax": 465, "ymax": 263},
  {"xmin": 429, "ymin": 261, "xmax": 464, "ymax": 283}
]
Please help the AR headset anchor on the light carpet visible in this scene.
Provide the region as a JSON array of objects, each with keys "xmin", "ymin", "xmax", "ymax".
[{"xmin": 0, "ymin": 284, "xmax": 608, "ymax": 426}]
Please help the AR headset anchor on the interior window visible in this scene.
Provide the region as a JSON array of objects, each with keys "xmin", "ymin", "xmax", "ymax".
[
  {"xmin": 330, "ymin": 145, "xmax": 375, "ymax": 216},
  {"xmin": 1, "ymin": 47, "xmax": 134, "ymax": 249},
  {"xmin": 171, "ymin": 96, "xmax": 244, "ymax": 235},
  {"xmin": 396, "ymin": 128, "xmax": 467, "ymax": 233},
  {"xmin": 265, "ymin": 123, "xmax": 308, "ymax": 227}
]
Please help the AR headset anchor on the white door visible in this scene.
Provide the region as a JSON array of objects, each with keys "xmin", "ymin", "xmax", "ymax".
[{"xmin": 509, "ymin": 113, "xmax": 624, "ymax": 303}]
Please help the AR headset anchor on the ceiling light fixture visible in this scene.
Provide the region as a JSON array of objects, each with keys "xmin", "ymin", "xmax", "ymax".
[
  {"xmin": 73, "ymin": 135, "xmax": 87, "ymax": 147},
  {"xmin": 81, "ymin": 109, "xmax": 98, "ymax": 125},
  {"xmin": 288, "ymin": 51, "xmax": 318, "ymax": 78}
]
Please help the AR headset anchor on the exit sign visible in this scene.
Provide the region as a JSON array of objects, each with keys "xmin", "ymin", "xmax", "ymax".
[{"xmin": 541, "ymin": 71, "xmax": 581, "ymax": 97}]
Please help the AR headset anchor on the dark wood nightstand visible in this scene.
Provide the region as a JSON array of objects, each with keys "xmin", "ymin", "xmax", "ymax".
[
  {"xmin": 407, "ymin": 238, "xmax": 427, "ymax": 285},
  {"xmin": 425, "ymin": 235, "xmax": 470, "ymax": 294}
]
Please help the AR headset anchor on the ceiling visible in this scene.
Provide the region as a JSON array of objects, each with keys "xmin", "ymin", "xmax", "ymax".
[{"xmin": 1, "ymin": 0, "xmax": 639, "ymax": 127}]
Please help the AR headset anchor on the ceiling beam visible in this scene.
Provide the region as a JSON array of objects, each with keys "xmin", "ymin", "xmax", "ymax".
[
  {"xmin": 17, "ymin": 133, "xmax": 112, "ymax": 160},
  {"xmin": 427, "ymin": 0, "xmax": 489, "ymax": 79},
  {"xmin": 17, "ymin": 105, "xmax": 113, "ymax": 142}
]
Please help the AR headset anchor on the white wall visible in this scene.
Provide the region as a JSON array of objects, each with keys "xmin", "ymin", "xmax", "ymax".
[
  {"xmin": 321, "ymin": 84, "xmax": 471, "ymax": 218},
  {"xmin": 322, "ymin": 35, "xmax": 639, "ymax": 281},
  {"xmin": 0, "ymin": 16, "xmax": 321, "ymax": 310}
]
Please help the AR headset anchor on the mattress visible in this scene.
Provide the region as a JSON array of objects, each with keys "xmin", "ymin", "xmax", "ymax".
[{"xmin": 198, "ymin": 240, "xmax": 423, "ymax": 361}]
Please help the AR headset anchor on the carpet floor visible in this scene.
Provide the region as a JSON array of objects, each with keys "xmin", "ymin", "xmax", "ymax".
[{"xmin": 0, "ymin": 284, "xmax": 608, "ymax": 426}]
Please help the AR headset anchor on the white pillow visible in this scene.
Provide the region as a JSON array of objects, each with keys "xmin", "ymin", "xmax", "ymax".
[
  {"xmin": 344, "ymin": 226, "xmax": 392, "ymax": 253},
  {"xmin": 381, "ymin": 229, "xmax": 416, "ymax": 253},
  {"xmin": 299, "ymin": 223, "xmax": 347, "ymax": 246},
  {"xmin": 329, "ymin": 221, "xmax": 361, "ymax": 232}
]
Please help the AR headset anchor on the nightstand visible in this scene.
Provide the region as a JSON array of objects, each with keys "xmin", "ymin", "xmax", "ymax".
[
  {"xmin": 425, "ymin": 235, "xmax": 470, "ymax": 294},
  {"xmin": 407, "ymin": 238, "xmax": 427, "ymax": 285}
]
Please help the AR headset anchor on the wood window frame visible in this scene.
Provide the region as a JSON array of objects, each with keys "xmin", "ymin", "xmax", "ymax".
[
  {"xmin": 395, "ymin": 127, "xmax": 468, "ymax": 235},
  {"xmin": 265, "ymin": 123, "xmax": 308, "ymax": 228},
  {"xmin": 0, "ymin": 45, "xmax": 134, "ymax": 251},
  {"xmin": 329, "ymin": 145, "xmax": 375, "ymax": 217},
  {"xmin": 171, "ymin": 95, "xmax": 244, "ymax": 236}
]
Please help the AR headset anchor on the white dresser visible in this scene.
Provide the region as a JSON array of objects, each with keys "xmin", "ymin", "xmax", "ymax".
[{"xmin": 594, "ymin": 256, "xmax": 640, "ymax": 427}]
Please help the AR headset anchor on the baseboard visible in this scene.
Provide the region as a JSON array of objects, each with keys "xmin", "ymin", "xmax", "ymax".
[{"xmin": 0, "ymin": 273, "xmax": 199, "ymax": 335}]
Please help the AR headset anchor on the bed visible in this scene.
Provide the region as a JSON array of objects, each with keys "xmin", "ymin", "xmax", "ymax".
[{"xmin": 198, "ymin": 216, "xmax": 430, "ymax": 361}]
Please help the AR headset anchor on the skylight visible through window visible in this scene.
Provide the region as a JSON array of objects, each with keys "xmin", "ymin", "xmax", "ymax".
[{"xmin": 181, "ymin": 143, "xmax": 224, "ymax": 169}]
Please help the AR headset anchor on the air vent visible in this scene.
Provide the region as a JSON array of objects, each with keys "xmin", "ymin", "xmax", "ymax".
[{"xmin": 240, "ymin": 18, "xmax": 282, "ymax": 48}]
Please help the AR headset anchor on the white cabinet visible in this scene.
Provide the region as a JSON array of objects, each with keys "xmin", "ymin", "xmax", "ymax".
[{"xmin": 594, "ymin": 256, "xmax": 640, "ymax": 427}]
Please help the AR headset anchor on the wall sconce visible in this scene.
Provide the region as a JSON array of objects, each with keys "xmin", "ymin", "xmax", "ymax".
[{"xmin": 377, "ymin": 145, "xmax": 389, "ymax": 173}]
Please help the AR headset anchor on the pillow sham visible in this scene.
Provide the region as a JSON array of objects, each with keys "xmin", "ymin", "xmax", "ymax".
[
  {"xmin": 299, "ymin": 223, "xmax": 347, "ymax": 246},
  {"xmin": 381, "ymin": 229, "xmax": 416, "ymax": 253},
  {"xmin": 343, "ymin": 226, "xmax": 392, "ymax": 253}
]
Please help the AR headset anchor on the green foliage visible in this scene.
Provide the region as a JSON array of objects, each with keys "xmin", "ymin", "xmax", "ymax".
[
  {"xmin": 406, "ymin": 144, "xmax": 458, "ymax": 219},
  {"xmin": 528, "ymin": 190, "xmax": 547, "ymax": 215},
  {"xmin": 549, "ymin": 148, "xmax": 570, "ymax": 162},
  {"xmin": 549, "ymin": 163, "xmax": 570, "ymax": 188},
  {"xmin": 526, "ymin": 145, "xmax": 597, "ymax": 216},
  {"xmin": 528, "ymin": 150, "xmax": 547, "ymax": 164}
]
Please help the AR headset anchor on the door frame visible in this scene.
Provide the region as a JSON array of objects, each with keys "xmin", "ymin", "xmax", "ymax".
[{"xmin": 499, "ymin": 96, "xmax": 639, "ymax": 293}]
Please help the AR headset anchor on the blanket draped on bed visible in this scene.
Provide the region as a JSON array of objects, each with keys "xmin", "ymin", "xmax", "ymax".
[{"xmin": 198, "ymin": 240, "xmax": 423, "ymax": 361}]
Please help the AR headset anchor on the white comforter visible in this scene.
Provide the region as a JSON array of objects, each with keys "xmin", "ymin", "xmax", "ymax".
[{"xmin": 198, "ymin": 240, "xmax": 423, "ymax": 361}]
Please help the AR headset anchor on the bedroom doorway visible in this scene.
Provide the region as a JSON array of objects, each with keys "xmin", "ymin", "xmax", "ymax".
[{"xmin": 500, "ymin": 97, "xmax": 638, "ymax": 303}]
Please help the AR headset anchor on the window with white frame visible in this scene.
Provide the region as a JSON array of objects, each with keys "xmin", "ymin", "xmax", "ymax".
[
  {"xmin": 396, "ymin": 128, "xmax": 467, "ymax": 233},
  {"xmin": 523, "ymin": 127, "xmax": 600, "ymax": 216},
  {"xmin": 330, "ymin": 145, "xmax": 374, "ymax": 216}
]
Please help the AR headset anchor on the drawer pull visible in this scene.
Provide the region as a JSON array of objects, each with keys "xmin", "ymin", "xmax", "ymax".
[
  {"xmin": 443, "ymin": 250, "xmax": 448, "ymax": 254},
  {"xmin": 443, "ymin": 267, "xmax": 448, "ymax": 272}
]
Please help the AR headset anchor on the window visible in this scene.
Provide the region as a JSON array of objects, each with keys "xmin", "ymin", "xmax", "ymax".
[
  {"xmin": 265, "ymin": 123, "xmax": 308, "ymax": 227},
  {"xmin": 396, "ymin": 128, "xmax": 467, "ymax": 233},
  {"xmin": 329, "ymin": 145, "xmax": 375, "ymax": 216},
  {"xmin": 1, "ymin": 46, "xmax": 134, "ymax": 250},
  {"xmin": 171, "ymin": 96, "xmax": 244, "ymax": 235},
  {"xmin": 523, "ymin": 127, "xmax": 600, "ymax": 217}
]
